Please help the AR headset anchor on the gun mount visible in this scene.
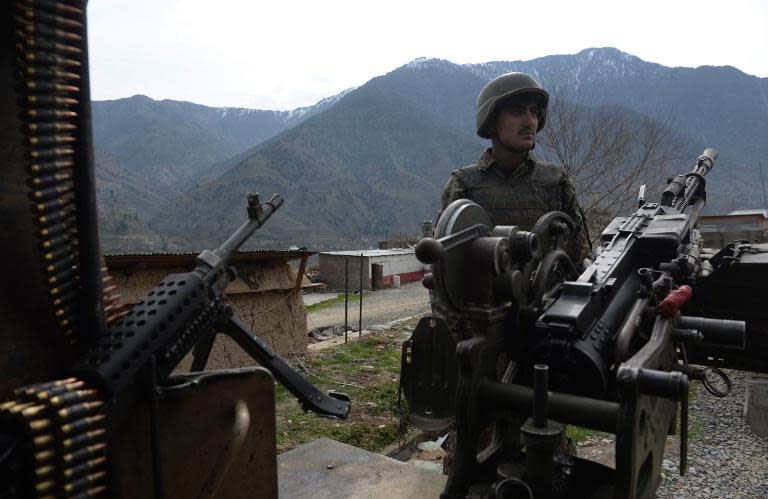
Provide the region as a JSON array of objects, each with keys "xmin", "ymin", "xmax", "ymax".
[{"xmin": 400, "ymin": 149, "xmax": 767, "ymax": 498}]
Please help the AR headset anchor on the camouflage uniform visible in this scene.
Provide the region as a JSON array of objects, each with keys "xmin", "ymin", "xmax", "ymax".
[{"xmin": 441, "ymin": 148, "xmax": 588, "ymax": 263}]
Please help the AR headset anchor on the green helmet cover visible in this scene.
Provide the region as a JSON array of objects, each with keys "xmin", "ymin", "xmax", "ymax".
[{"xmin": 476, "ymin": 72, "xmax": 549, "ymax": 139}]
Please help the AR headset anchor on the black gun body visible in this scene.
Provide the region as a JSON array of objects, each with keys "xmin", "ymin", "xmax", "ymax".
[
  {"xmin": 534, "ymin": 202, "xmax": 688, "ymax": 398},
  {"xmin": 75, "ymin": 272, "xmax": 215, "ymax": 401}
]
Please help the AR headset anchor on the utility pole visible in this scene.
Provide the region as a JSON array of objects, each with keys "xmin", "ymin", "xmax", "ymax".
[
  {"xmin": 344, "ymin": 256, "xmax": 349, "ymax": 343},
  {"xmin": 760, "ymin": 162, "xmax": 768, "ymax": 216},
  {"xmin": 359, "ymin": 253, "xmax": 363, "ymax": 337}
]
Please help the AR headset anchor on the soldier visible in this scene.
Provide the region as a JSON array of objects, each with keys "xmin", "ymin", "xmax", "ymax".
[
  {"xmin": 441, "ymin": 72, "xmax": 589, "ymax": 263},
  {"xmin": 438, "ymin": 73, "xmax": 586, "ymax": 471}
]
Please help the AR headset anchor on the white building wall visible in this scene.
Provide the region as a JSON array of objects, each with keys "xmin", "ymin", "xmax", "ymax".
[{"xmin": 370, "ymin": 253, "xmax": 424, "ymax": 276}]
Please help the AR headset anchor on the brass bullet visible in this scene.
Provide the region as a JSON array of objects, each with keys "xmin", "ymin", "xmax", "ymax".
[
  {"xmin": 33, "ymin": 182, "xmax": 75, "ymax": 202},
  {"xmin": 29, "ymin": 418, "xmax": 53, "ymax": 432},
  {"xmin": 35, "ymin": 480, "xmax": 56, "ymax": 493},
  {"xmin": 33, "ymin": 171, "xmax": 75, "ymax": 188},
  {"xmin": 63, "ymin": 456, "xmax": 107, "ymax": 479},
  {"xmin": 35, "ymin": 192, "xmax": 76, "ymax": 213},
  {"xmin": 15, "ymin": 18, "xmax": 83, "ymax": 42},
  {"xmin": 8, "ymin": 401, "xmax": 36, "ymax": 414},
  {"xmin": 25, "ymin": 52, "xmax": 81, "ymax": 68},
  {"xmin": 29, "ymin": 134, "xmax": 77, "ymax": 147},
  {"xmin": 28, "ymin": 146, "xmax": 75, "ymax": 160},
  {"xmin": 63, "ymin": 470, "xmax": 107, "ymax": 493},
  {"xmin": 44, "ymin": 246, "xmax": 74, "ymax": 265},
  {"xmin": 26, "ymin": 83, "xmax": 80, "ymax": 96},
  {"xmin": 62, "ymin": 443, "xmax": 107, "ymax": 464},
  {"xmin": 63, "ymin": 428, "xmax": 106, "ymax": 449},
  {"xmin": 19, "ymin": 379, "xmax": 64, "ymax": 395},
  {"xmin": 33, "ymin": 433, "xmax": 55, "ymax": 447},
  {"xmin": 61, "ymin": 414, "xmax": 105, "ymax": 435},
  {"xmin": 27, "ymin": 108, "xmax": 78, "ymax": 119},
  {"xmin": 18, "ymin": 8, "xmax": 84, "ymax": 30},
  {"xmin": 35, "ymin": 463, "xmax": 55, "ymax": 478},
  {"xmin": 50, "ymin": 389, "xmax": 98, "ymax": 407},
  {"xmin": 47, "ymin": 257, "xmax": 75, "ymax": 275},
  {"xmin": 47, "ymin": 267, "xmax": 76, "ymax": 286},
  {"xmin": 38, "ymin": 207, "xmax": 76, "ymax": 226},
  {"xmin": 35, "ymin": 448, "xmax": 55, "ymax": 463},
  {"xmin": 27, "ymin": 95, "xmax": 80, "ymax": 107},
  {"xmin": 58, "ymin": 401, "xmax": 102, "ymax": 420},
  {"xmin": 17, "ymin": 36, "xmax": 81, "ymax": 55},
  {"xmin": 0, "ymin": 400, "xmax": 21, "ymax": 411},
  {"xmin": 19, "ymin": 0, "xmax": 85, "ymax": 17},
  {"xmin": 42, "ymin": 232, "xmax": 73, "ymax": 250},
  {"xmin": 52, "ymin": 291, "xmax": 77, "ymax": 308},
  {"xmin": 21, "ymin": 404, "xmax": 47, "ymax": 418},
  {"xmin": 85, "ymin": 485, "xmax": 108, "ymax": 497}
]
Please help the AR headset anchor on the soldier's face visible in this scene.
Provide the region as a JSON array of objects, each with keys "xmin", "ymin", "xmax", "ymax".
[{"xmin": 493, "ymin": 97, "xmax": 541, "ymax": 152}]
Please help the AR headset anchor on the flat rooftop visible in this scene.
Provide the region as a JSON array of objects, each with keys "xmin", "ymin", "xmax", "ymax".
[{"xmin": 321, "ymin": 249, "xmax": 415, "ymax": 257}]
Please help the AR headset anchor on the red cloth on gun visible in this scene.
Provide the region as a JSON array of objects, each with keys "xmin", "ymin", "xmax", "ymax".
[{"xmin": 657, "ymin": 285, "xmax": 693, "ymax": 318}]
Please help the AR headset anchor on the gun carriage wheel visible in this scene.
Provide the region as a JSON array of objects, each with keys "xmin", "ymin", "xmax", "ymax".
[{"xmin": 527, "ymin": 211, "xmax": 579, "ymax": 308}]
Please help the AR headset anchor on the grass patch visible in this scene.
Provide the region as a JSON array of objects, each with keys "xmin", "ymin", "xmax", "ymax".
[
  {"xmin": 276, "ymin": 327, "xmax": 408, "ymax": 453},
  {"xmin": 305, "ymin": 292, "xmax": 368, "ymax": 312},
  {"xmin": 566, "ymin": 426, "xmax": 602, "ymax": 443},
  {"xmin": 275, "ymin": 316, "xmax": 610, "ymax": 455}
]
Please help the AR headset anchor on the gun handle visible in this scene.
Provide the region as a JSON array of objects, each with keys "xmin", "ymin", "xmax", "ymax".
[{"xmin": 221, "ymin": 316, "xmax": 351, "ymax": 420}]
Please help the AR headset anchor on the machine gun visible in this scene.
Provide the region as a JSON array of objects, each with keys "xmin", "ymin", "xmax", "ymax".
[
  {"xmin": 0, "ymin": 2, "xmax": 350, "ymax": 497},
  {"xmin": 400, "ymin": 149, "xmax": 763, "ymax": 498},
  {"xmin": 0, "ymin": 192, "xmax": 352, "ymax": 498}
]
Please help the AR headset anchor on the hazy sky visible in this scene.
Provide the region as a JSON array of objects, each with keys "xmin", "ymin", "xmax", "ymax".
[{"xmin": 88, "ymin": 0, "xmax": 768, "ymax": 110}]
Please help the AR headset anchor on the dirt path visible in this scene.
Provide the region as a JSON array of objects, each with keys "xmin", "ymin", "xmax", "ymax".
[{"xmin": 306, "ymin": 282, "xmax": 431, "ymax": 331}]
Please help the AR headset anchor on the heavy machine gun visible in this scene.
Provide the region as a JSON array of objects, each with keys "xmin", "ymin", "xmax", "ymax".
[{"xmin": 400, "ymin": 149, "xmax": 766, "ymax": 498}]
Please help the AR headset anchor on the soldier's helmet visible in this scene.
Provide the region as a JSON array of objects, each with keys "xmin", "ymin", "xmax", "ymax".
[{"xmin": 476, "ymin": 72, "xmax": 549, "ymax": 139}]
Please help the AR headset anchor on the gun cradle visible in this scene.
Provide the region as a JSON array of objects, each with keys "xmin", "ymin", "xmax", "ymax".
[{"xmin": 401, "ymin": 150, "xmax": 760, "ymax": 499}]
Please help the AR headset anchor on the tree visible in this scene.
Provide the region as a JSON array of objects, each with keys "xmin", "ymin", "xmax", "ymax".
[{"xmin": 537, "ymin": 85, "xmax": 683, "ymax": 232}]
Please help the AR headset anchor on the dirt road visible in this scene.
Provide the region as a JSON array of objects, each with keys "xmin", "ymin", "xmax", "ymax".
[{"xmin": 305, "ymin": 282, "xmax": 431, "ymax": 331}]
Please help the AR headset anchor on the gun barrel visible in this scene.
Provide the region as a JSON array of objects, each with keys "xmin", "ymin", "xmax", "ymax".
[
  {"xmin": 195, "ymin": 194, "xmax": 284, "ymax": 279},
  {"xmin": 673, "ymin": 148, "xmax": 718, "ymax": 211},
  {"xmin": 220, "ymin": 194, "xmax": 284, "ymax": 256},
  {"xmin": 701, "ymin": 148, "xmax": 719, "ymax": 164}
]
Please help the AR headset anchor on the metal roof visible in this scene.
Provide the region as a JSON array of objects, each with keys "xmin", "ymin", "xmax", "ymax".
[
  {"xmin": 104, "ymin": 249, "xmax": 316, "ymax": 270},
  {"xmin": 728, "ymin": 209, "xmax": 768, "ymax": 218},
  {"xmin": 320, "ymin": 248, "xmax": 415, "ymax": 257}
]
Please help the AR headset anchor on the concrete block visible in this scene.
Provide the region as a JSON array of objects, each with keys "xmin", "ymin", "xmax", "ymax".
[
  {"xmin": 278, "ymin": 438, "xmax": 446, "ymax": 499},
  {"xmin": 745, "ymin": 373, "xmax": 768, "ymax": 437}
]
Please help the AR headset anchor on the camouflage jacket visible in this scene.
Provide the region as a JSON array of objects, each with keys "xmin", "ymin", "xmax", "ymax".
[{"xmin": 440, "ymin": 149, "xmax": 588, "ymax": 262}]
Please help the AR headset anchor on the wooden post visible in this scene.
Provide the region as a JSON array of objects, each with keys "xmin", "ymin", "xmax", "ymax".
[
  {"xmin": 294, "ymin": 252, "xmax": 308, "ymax": 292},
  {"xmin": 344, "ymin": 256, "xmax": 349, "ymax": 343},
  {"xmin": 359, "ymin": 253, "xmax": 363, "ymax": 336}
]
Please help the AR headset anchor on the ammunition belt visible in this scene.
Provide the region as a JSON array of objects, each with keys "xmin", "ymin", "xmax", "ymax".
[{"xmin": 0, "ymin": 377, "xmax": 107, "ymax": 498}]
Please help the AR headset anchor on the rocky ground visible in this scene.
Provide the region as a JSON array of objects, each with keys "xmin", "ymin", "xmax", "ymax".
[
  {"xmin": 655, "ymin": 370, "xmax": 768, "ymax": 498},
  {"xmin": 576, "ymin": 370, "xmax": 768, "ymax": 498}
]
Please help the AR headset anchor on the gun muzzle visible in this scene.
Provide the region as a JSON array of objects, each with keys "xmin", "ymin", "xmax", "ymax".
[{"xmin": 700, "ymin": 148, "xmax": 719, "ymax": 164}]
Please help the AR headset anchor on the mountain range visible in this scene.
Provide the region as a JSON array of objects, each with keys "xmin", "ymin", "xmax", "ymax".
[{"xmin": 92, "ymin": 47, "xmax": 768, "ymax": 252}]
